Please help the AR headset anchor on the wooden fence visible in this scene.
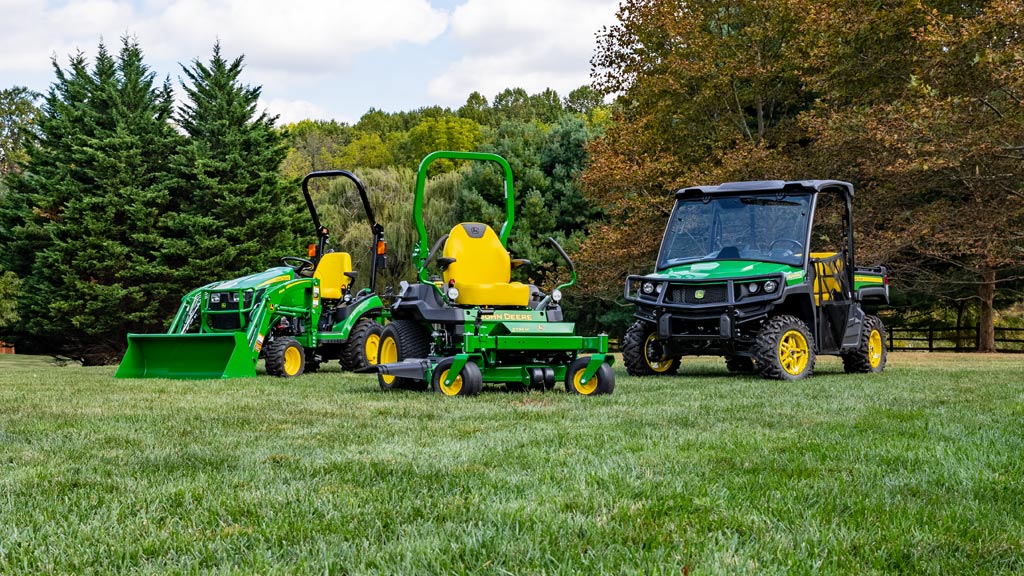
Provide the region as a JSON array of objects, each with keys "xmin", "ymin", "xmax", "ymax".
[{"xmin": 888, "ymin": 326, "xmax": 1024, "ymax": 353}]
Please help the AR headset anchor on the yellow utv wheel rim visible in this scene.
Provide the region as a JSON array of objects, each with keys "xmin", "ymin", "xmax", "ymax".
[
  {"xmin": 379, "ymin": 336, "xmax": 397, "ymax": 385},
  {"xmin": 365, "ymin": 333, "xmax": 381, "ymax": 366},
  {"xmin": 437, "ymin": 369, "xmax": 463, "ymax": 396},
  {"xmin": 283, "ymin": 346, "xmax": 303, "ymax": 376},
  {"xmin": 868, "ymin": 329, "xmax": 883, "ymax": 369},
  {"xmin": 778, "ymin": 330, "xmax": 809, "ymax": 376},
  {"xmin": 644, "ymin": 333, "xmax": 673, "ymax": 373},
  {"xmin": 572, "ymin": 368, "xmax": 599, "ymax": 395}
]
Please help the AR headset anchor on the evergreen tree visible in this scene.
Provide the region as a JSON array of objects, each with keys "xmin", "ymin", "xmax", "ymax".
[{"xmin": 167, "ymin": 42, "xmax": 305, "ymax": 291}]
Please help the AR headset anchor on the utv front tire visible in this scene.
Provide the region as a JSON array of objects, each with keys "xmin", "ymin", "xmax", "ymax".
[
  {"xmin": 341, "ymin": 317, "xmax": 385, "ymax": 371},
  {"xmin": 753, "ymin": 315, "xmax": 815, "ymax": 381},
  {"xmin": 377, "ymin": 320, "xmax": 431, "ymax": 391},
  {"xmin": 842, "ymin": 314, "xmax": 887, "ymax": 373},
  {"xmin": 622, "ymin": 321, "xmax": 679, "ymax": 376},
  {"xmin": 265, "ymin": 336, "xmax": 305, "ymax": 378}
]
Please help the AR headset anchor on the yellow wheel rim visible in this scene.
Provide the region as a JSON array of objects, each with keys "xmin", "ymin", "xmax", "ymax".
[
  {"xmin": 868, "ymin": 329, "xmax": 883, "ymax": 368},
  {"xmin": 778, "ymin": 329, "xmax": 809, "ymax": 376},
  {"xmin": 438, "ymin": 369, "xmax": 463, "ymax": 396},
  {"xmin": 379, "ymin": 336, "xmax": 397, "ymax": 385},
  {"xmin": 365, "ymin": 333, "xmax": 381, "ymax": 365},
  {"xmin": 644, "ymin": 333, "xmax": 673, "ymax": 373},
  {"xmin": 283, "ymin": 346, "xmax": 302, "ymax": 376},
  {"xmin": 572, "ymin": 368, "xmax": 599, "ymax": 395}
]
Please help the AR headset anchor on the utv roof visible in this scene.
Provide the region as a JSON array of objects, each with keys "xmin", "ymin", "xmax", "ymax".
[{"xmin": 676, "ymin": 180, "xmax": 854, "ymax": 198}]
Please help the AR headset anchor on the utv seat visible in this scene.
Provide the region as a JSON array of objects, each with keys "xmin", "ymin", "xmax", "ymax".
[
  {"xmin": 314, "ymin": 251, "xmax": 354, "ymax": 300},
  {"xmin": 442, "ymin": 222, "xmax": 531, "ymax": 307},
  {"xmin": 811, "ymin": 252, "xmax": 844, "ymax": 305}
]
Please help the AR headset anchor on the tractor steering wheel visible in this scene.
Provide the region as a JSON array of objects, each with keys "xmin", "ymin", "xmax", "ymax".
[
  {"xmin": 281, "ymin": 256, "xmax": 315, "ymax": 275},
  {"xmin": 768, "ymin": 239, "xmax": 804, "ymax": 254}
]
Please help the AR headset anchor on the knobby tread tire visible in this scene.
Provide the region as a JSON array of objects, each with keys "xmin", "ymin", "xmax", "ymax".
[
  {"xmin": 621, "ymin": 320, "xmax": 679, "ymax": 376},
  {"xmin": 341, "ymin": 317, "xmax": 384, "ymax": 371},
  {"xmin": 842, "ymin": 314, "xmax": 887, "ymax": 374},
  {"xmin": 753, "ymin": 315, "xmax": 816, "ymax": 381},
  {"xmin": 265, "ymin": 336, "xmax": 304, "ymax": 378}
]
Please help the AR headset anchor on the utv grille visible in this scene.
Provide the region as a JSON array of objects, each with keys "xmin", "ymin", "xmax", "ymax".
[{"xmin": 667, "ymin": 284, "xmax": 729, "ymax": 304}]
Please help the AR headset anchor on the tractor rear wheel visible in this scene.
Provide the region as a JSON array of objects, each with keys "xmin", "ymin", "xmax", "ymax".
[
  {"xmin": 842, "ymin": 314, "xmax": 887, "ymax": 373},
  {"xmin": 341, "ymin": 318, "xmax": 384, "ymax": 371},
  {"xmin": 753, "ymin": 315, "xmax": 816, "ymax": 381},
  {"xmin": 565, "ymin": 357, "xmax": 615, "ymax": 395},
  {"xmin": 622, "ymin": 320, "xmax": 679, "ymax": 376},
  {"xmin": 377, "ymin": 320, "xmax": 431, "ymax": 391},
  {"xmin": 431, "ymin": 357, "xmax": 482, "ymax": 397},
  {"xmin": 265, "ymin": 336, "xmax": 305, "ymax": 378}
]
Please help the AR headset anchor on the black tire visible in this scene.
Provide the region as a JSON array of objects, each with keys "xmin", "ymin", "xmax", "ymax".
[
  {"xmin": 376, "ymin": 320, "xmax": 431, "ymax": 391},
  {"xmin": 265, "ymin": 336, "xmax": 305, "ymax": 378},
  {"xmin": 725, "ymin": 355, "xmax": 755, "ymax": 373},
  {"xmin": 431, "ymin": 357, "xmax": 482, "ymax": 397},
  {"xmin": 341, "ymin": 318, "xmax": 385, "ymax": 371},
  {"xmin": 753, "ymin": 315, "xmax": 816, "ymax": 381},
  {"xmin": 565, "ymin": 356, "xmax": 615, "ymax": 395},
  {"xmin": 842, "ymin": 314, "xmax": 887, "ymax": 374},
  {"xmin": 621, "ymin": 320, "xmax": 679, "ymax": 376}
]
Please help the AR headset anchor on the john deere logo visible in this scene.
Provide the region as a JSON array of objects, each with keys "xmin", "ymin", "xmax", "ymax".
[{"xmin": 694, "ymin": 289, "xmax": 706, "ymax": 300}]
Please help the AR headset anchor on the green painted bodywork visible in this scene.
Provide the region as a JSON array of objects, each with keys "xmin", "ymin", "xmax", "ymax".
[{"xmin": 654, "ymin": 260, "xmax": 804, "ymax": 285}]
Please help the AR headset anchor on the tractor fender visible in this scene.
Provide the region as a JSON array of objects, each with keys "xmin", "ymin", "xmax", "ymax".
[{"xmin": 325, "ymin": 294, "xmax": 385, "ymax": 339}]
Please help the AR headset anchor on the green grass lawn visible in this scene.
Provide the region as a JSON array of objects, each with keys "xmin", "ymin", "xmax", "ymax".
[{"xmin": 1, "ymin": 352, "xmax": 1022, "ymax": 574}]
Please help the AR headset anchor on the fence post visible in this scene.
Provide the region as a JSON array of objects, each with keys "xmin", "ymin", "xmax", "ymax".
[
  {"xmin": 975, "ymin": 322, "xmax": 980, "ymax": 352},
  {"xmin": 928, "ymin": 327, "xmax": 934, "ymax": 352}
]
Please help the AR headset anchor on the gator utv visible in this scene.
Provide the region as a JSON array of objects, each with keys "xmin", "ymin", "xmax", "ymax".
[
  {"xmin": 370, "ymin": 150, "xmax": 614, "ymax": 396},
  {"xmin": 116, "ymin": 170, "xmax": 388, "ymax": 379},
  {"xmin": 623, "ymin": 180, "xmax": 889, "ymax": 380}
]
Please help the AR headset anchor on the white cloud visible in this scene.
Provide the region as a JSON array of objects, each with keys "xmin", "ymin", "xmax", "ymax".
[
  {"xmin": 262, "ymin": 97, "xmax": 332, "ymax": 125},
  {"xmin": 427, "ymin": 0, "xmax": 619, "ymax": 104}
]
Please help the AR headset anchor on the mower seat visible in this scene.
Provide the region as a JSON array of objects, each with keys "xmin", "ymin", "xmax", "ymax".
[
  {"xmin": 442, "ymin": 223, "xmax": 531, "ymax": 307},
  {"xmin": 314, "ymin": 251, "xmax": 354, "ymax": 300}
]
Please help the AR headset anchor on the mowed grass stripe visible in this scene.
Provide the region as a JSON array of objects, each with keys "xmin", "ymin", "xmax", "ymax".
[{"xmin": 0, "ymin": 353, "xmax": 1022, "ymax": 574}]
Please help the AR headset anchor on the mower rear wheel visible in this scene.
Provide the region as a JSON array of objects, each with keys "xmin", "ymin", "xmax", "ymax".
[
  {"xmin": 842, "ymin": 314, "xmax": 887, "ymax": 374},
  {"xmin": 622, "ymin": 320, "xmax": 679, "ymax": 376},
  {"xmin": 265, "ymin": 336, "xmax": 305, "ymax": 378},
  {"xmin": 432, "ymin": 357, "xmax": 482, "ymax": 397},
  {"xmin": 753, "ymin": 315, "xmax": 815, "ymax": 381},
  {"xmin": 341, "ymin": 318, "xmax": 384, "ymax": 371},
  {"xmin": 377, "ymin": 320, "xmax": 431, "ymax": 391},
  {"xmin": 565, "ymin": 357, "xmax": 615, "ymax": 395}
]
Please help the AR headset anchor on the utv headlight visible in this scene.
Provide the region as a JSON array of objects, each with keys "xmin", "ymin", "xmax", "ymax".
[
  {"xmin": 210, "ymin": 293, "xmax": 221, "ymax": 303},
  {"xmin": 642, "ymin": 282, "xmax": 655, "ymax": 295},
  {"xmin": 229, "ymin": 292, "xmax": 241, "ymax": 303},
  {"xmin": 763, "ymin": 280, "xmax": 778, "ymax": 293},
  {"xmin": 447, "ymin": 287, "xmax": 460, "ymax": 301},
  {"xmin": 552, "ymin": 289, "xmax": 562, "ymax": 303},
  {"xmin": 748, "ymin": 282, "xmax": 760, "ymax": 294}
]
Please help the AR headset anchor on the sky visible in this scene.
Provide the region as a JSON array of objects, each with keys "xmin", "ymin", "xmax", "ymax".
[{"xmin": 0, "ymin": 0, "xmax": 621, "ymax": 125}]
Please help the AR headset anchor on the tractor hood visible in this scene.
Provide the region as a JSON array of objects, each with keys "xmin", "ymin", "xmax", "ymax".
[
  {"xmin": 652, "ymin": 260, "xmax": 803, "ymax": 283},
  {"xmin": 206, "ymin": 267, "xmax": 297, "ymax": 291}
]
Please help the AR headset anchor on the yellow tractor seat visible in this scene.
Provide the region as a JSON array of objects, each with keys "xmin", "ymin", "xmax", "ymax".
[
  {"xmin": 441, "ymin": 223, "xmax": 531, "ymax": 307},
  {"xmin": 314, "ymin": 251, "xmax": 354, "ymax": 300}
]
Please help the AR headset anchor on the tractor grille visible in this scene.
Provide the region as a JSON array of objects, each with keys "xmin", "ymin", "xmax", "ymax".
[{"xmin": 667, "ymin": 284, "xmax": 729, "ymax": 305}]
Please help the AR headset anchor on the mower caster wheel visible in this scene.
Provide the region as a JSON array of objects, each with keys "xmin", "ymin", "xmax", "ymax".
[
  {"xmin": 265, "ymin": 336, "xmax": 305, "ymax": 378},
  {"xmin": 432, "ymin": 357, "xmax": 482, "ymax": 397},
  {"xmin": 565, "ymin": 357, "xmax": 614, "ymax": 396}
]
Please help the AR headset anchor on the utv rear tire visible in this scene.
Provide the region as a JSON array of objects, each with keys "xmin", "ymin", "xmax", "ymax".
[
  {"xmin": 377, "ymin": 320, "xmax": 431, "ymax": 391},
  {"xmin": 842, "ymin": 314, "xmax": 887, "ymax": 374},
  {"xmin": 565, "ymin": 357, "xmax": 615, "ymax": 395},
  {"xmin": 341, "ymin": 318, "xmax": 384, "ymax": 371},
  {"xmin": 265, "ymin": 336, "xmax": 305, "ymax": 378},
  {"xmin": 753, "ymin": 315, "xmax": 815, "ymax": 381},
  {"xmin": 622, "ymin": 320, "xmax": 679, "ymax": 376}
]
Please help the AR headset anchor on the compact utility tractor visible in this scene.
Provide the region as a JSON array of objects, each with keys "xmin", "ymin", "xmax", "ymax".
[
  {"xmin": 369, "ymin": 150, "xmax": 614, "ymax": 396},
  {"xmin": 116, "ymin": 170, "xmax": 389, "ymax": 379},
  {"xmin": 623, "ymin": 180, "xmax": 889, "ymax": 380}
]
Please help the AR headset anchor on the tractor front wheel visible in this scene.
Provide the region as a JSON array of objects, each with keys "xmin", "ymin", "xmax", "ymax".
[
  {"xmin": 431, "ymin": 357, "xmax": 482, "ymax": 397},
  {"xmin": 753, "ymin": 315, "xmax": 816, "ymax": 381},
  {"xmin": 265, "ymin": 336, "xmax": 305, "ymax": 378},
  {"xmin": 341, "ymin": 318, "xmax": 384, "ymax": 371},
  {"xmin": 377, "ymin": 320, "xmax": 431, "ymax": 391},
  {"xmin": 565, "ymin": 357, "xmax": 615, "ymax": 395},
  {"xmin": 622, "ymin": 320, "xmax": 679, "ymax": 376},
  {"xmin": 842, "ymin": 314, "xmax": 887, "ymax": 374}
]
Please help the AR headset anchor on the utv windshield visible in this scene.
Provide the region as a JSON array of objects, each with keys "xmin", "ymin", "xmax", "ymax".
[{"xmin": 657, "ymin": 193, "xmax": 812, "ymax": 269}]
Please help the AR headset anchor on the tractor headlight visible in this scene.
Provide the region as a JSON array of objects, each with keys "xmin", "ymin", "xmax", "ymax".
[
  {"xmin": 763, "ymin": 280, "xmax": 778, "ymax": 293},
  {"xmin": 748, "ymin": 282, "xmax": 760, "ymax": 294},
  {"xmin": 642, "ymin": 282, "xmax": 655, "ymax": 294},
  {"xmin": 552, "ymin": 289, "xmax": 562, "ymax": 303},
  {"xmin": 210, "ymin": 293, "xmax": 221, "ymax": 303},
  {"xmin": 447, "ymin": 287, "xmax": 460, "ymax": 301}
]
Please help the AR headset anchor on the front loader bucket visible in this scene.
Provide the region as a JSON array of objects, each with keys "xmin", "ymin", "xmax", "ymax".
[{"xmin": 115, "ymin": 332, "xmax": 257, "ymax": 379}]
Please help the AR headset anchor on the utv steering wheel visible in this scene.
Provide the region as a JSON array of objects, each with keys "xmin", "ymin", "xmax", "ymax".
[
  {"xmin": 768, "ymin": 239, "xmax": 804, "ymax": 254},
  {"xmin": 281, "ymin": 256, "xmax": 314, "ymax": 274}
]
